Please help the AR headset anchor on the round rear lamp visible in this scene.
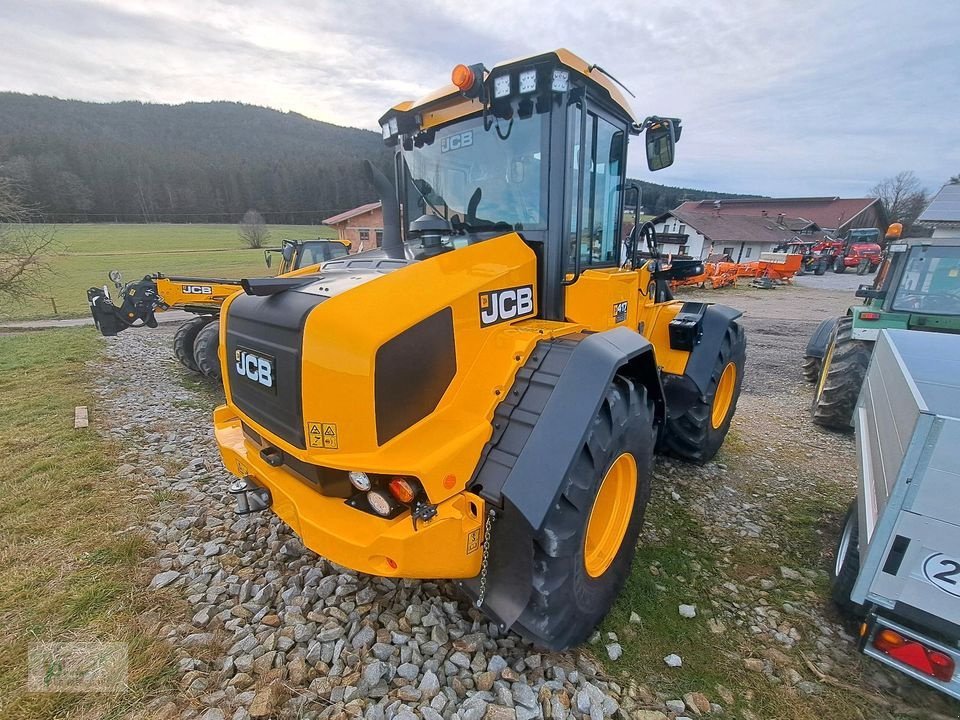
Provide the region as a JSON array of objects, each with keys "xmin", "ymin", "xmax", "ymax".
[
  {"xmin": 367, "ymin": 490, "xmax": 394, "ymax": 517},
  {"xmin": 348, "ymin": 471, "xmax": 371, "ymax": 491}
]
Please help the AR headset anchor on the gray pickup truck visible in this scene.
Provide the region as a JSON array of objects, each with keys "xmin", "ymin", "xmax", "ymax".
[{"xmin": 831, "ymin": 329, "xmax": 960, "ymax": 698}]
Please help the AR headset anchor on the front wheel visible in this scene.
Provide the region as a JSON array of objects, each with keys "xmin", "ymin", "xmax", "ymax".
[
  {"xmin": 811, "ymin": 317, "xmax": 871, "ymax": 430},
  {"xmin": 801, "ymin": 355, "xmax": 821, "ymax": 383},
  {"xmin": 193, "ymin": 320, "xmax": 222, "ymax": 381},
  {"xmin": 661, "ymin": 322, "xmax": 746, "ymax": 464},
  {"xmin": 814, "ymin": 260, "xmax": 827, "ymax": 276},
  {"xmin": 831, "ymin": 501, "xmax": 865, "ymax": 617},
  {"xmin": 511, "ymin": 375, "xmax": 655, "ymax": 650},
  {"xmin": 833, "ymin": 258, "xmax": 846, "ymax": 274},
  {"xmin": 173, "ymin": 316, "xmax": 213, "ymax": 373}
]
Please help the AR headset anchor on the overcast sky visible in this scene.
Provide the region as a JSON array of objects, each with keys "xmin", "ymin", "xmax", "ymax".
[{"xmin": 1, "ymin": 0, "xmax": 957, "ymax": 196}]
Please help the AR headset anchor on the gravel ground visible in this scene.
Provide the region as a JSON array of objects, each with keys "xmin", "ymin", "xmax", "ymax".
[{"xmin": 92, "ymin": 282, "xmax": 957, "ymax": 719}]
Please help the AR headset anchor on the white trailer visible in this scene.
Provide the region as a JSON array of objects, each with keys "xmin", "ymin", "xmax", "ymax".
[{"xmin": 831, "ymin": 328, "xmax": 960, "ymax": 697}]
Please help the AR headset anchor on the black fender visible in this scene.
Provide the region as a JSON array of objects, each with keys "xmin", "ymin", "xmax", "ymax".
[
  {"xmin": 661, "ymin": 303, "xmax": 742, "ymax": 418},
  {"xmin": 806, "ymin": 316, "xmax": 840, "ymax": 359},
  {"xmin": 461, "ymin": 327, "xmax": 663, "ymax": 629}
]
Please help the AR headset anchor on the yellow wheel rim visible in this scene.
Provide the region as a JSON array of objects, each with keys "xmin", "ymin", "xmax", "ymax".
[
  {"xmin": 711, "ymin": 362, "xmax": 738, "ymax": 430},
  {"xmin": 817, "ymin": 339, "xmax": 836, "ymax": 400},
  {"xmin": 584, "ymin": 453, "xmax": 637, "ymax": 578}
]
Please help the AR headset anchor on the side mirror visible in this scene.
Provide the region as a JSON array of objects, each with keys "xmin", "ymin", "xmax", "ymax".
[
  {"xmin": 645, "ymin": 120, "xmax": 677, "ymax": 171},
  {"xmin": 281, "ymin": 243, "xmax": 295, "ymax": 263},
  {"xmin": 264, "ymin": 251, "xmax": 272, "ymax": 268}
]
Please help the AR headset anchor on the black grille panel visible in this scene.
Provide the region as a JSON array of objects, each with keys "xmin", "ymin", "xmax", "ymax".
[
  {"xmin": 374, "ymin": 307, "xmax": 457, "ymax": 445},
  {"xmin": 226, "ymin": 291, "xmax": 324, "ymax": 448}
]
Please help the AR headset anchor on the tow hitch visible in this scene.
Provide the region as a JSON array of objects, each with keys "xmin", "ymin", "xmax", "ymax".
[{"xmin": 229, "ymin": 476, "xmax": 272, "ymax": 515}]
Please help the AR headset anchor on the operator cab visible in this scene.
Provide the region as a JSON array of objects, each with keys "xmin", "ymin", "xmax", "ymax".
[
  {"xmin": 264, "ymin": 238, "xmax": 351, "ymax": 274},
  {"xmin": 376, "ymin": 49, "xmax": 680, "ymax": 321}
]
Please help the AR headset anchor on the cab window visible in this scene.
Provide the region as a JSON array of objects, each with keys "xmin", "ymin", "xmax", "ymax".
[{"xmin": 567, "ymin": 108, "xmax": 624, "ymax": 268}]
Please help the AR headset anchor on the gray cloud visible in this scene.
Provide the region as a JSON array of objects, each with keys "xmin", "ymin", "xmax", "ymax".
[{"xmin": 1, "ymin": 0, "xmax": 957, "ymax": 195}]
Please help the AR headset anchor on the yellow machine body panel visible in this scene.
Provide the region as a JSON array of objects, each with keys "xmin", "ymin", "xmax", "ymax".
[
  {"xmin": 215, "ymin": 233, "xmax": 586, "ymax": 577},
  {"xmin": 564, "ymin": 264, "xmax": 690, "ymax": 376}
]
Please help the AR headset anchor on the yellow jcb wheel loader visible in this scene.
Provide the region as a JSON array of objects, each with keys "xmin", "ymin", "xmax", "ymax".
[
  {"xmin": 213, "ymin": 49, "xmax": 746, "ymax": 649},
  {"xmin": 87, "ymin": 238, "xmax": 350, "ymax": 379}
]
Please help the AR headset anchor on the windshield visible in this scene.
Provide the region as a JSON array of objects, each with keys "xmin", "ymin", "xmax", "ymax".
[
  {"xmin": 892, "ymin": 245, "xmax": 960, "ymax": 315},
  {"xmin": 298, "ymin": 242, "xmax": 348, "ymax": 266},
  {"xmin": 402, "ymin": 113, "xmax": 546, "ymax": 233}
]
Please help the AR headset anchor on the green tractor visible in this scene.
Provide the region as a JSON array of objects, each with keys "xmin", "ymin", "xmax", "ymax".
[{"xmin": 805, "ymin": 236, "xmax": 960, "ymax": 430}]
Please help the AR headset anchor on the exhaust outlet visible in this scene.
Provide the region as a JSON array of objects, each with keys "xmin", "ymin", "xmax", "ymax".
[{"xmin": 228, "ymin": 476, "xmax": 272, "ymax": 515}]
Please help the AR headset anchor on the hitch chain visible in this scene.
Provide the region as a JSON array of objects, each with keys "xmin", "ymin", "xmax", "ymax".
[{"xmin": 475, "ymin": 509, "xmax": 496, "ymax": 608}]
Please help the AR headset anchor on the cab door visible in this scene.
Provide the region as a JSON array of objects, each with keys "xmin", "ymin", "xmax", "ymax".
[{"xmin": 563, "ymin": 102, "xmax": 639, "ymax": 331}]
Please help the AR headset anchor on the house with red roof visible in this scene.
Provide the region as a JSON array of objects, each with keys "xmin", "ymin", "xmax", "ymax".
[
  {"xmin": 653, "ymin": 196, "xmax": 885, "ymax": 261},
  {"xmin": 323, "ymin": 201, "xmax": 383, "ymax": 252}
]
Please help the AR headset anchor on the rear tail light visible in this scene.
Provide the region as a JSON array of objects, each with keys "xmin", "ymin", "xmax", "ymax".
[
  {"xmin": 860, "ymin": 312, "xmax": 881, "ymax": 321},
  {"xmin": 929, "ymin": 651, "xmax": 956, "ymax": 682},
  {"xmin": 873, "ymin": 628, "xmax": 955, "ymax": 682},
  {"xmin": 366, "ymin": 490, "xmax": 395, "ymax": 517},
  {"xmin": 388, "ymin": 477, "xmax": 416, "ymax": 504}
]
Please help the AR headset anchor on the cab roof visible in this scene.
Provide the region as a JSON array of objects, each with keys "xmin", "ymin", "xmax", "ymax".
[{"xmin": 381, "ymin": 49, "xmax": 638, "ymax": 130}]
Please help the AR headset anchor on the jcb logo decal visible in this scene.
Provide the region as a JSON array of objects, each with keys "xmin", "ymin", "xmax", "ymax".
[
  {"xmin": 440, "ymin": 130, "xmax": 473, "ymax": 153},
  {"xmin": 479, "ymin": 285, "xmax": 534, "ymax": 328},
  {"xmin": 235, "ymin": 348, "xmax": 274, "ymax": 389},
  {"xmin": 183, "ymin": 285, "xmax": 213, "ymax": 294}
]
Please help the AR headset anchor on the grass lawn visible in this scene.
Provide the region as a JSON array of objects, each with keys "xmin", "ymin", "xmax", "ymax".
[
  {"xmin": 0, "ymin": 329, "xmax": 176, "ymax": 717},
  {"xmin": 0, "ymin": 223, "xmax": 336, "ymax": 321}
]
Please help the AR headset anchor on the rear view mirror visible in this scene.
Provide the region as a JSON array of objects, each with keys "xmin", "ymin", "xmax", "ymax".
[
  {"xmin": 281, "ymin": 243, "xmax": 295, "ymax": 263},
  {"xmin": 646, "ymin": 120, "xmax": 677, "ymax": 171}
]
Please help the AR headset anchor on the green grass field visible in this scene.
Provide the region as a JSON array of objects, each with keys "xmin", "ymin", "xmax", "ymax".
[{"xmin": 0, "ymin": 223, "xmax": 337, "ymax": 321}]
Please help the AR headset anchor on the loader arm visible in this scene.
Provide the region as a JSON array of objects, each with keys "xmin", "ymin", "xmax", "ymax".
[{"xmin": 88, "ymin": 274, "xmax": 243, "ymax": 337}]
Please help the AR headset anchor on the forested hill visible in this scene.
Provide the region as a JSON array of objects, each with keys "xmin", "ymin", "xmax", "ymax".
[
  {"xmin": 628, "ymin": 180, "xmax": 755, "ymax": 217},
  {"xmin": 0, "ymin": 93, "xmax": 753, "ymax": 223},
  {"xmin": 0, "ymin": 94, "xmax": 393, "ymax": 223}
]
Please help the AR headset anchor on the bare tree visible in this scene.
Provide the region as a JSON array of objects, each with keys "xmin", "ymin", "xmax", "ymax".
[
  {"xmin": 238, "ymin": 209, "xmax": 270, "ymax": 249},
  {"xmin": 870, "ymin": 171, "xmax": 928, "ymax": 233},
  {"xmin": 0, "ymin": 177, "xmax": 58, "ymax": 302}
]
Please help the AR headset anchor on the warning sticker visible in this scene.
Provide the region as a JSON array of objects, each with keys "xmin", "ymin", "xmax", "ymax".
[
  {"xmin": 466, "ymin": 529, "xmax": 480, "ymax": 555},
  {"xmin": 308, "ymin": 422, "xmax": 338, "ymax": 449}
]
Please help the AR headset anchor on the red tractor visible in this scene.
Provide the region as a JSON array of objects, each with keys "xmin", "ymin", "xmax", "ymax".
[{"xmin": 826, "ymin": 228, "xmax": 883, "ymax": 274}]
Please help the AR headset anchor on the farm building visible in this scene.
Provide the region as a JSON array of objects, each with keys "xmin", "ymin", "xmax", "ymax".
[
  {"xmin": 652, "ymin": 208, "xmax": 827, "ymax": 262},
  {"xmin": 671, "ymin": 196, "xmax": 885, "ymax": 236},
  {"xmin": 323, "ymin": 201, "xmax": 384, "ymax": 251},
  {"xmin": 917, "ymin": 183, "xmax": 960, "ymax": 240}
]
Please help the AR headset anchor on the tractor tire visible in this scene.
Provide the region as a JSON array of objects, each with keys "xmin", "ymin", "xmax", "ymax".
[
  {"xmin": 811, "ymin": 317, "xmax": 872, "ymax": 431},
  {"xmin": 833, "ymin": 258, "xmax": 846, "ymax": 274},
  {"xmin": 660, "ymin": 321, "xmax": 746, "ymax": 464},
  {"xmin": 831, "ymin": 501, "xmax": 865, "ymax": 617},
  {"xmin": 173, "ymin": 316, "xmax": 213, "ymax": 373},
  {"xmin": 869, "ymin": 263, "xmax": 879, "ymax": 273},
  {"xmin": 814, "ymin": 260, "xmax": 827, "ymax": 276},
  {"xmin": 193, "ymin": 319, "xmax": 222, "ymax": 381},
  {"xmin": 511, "ymin": 375, "xmax": 655, "ymax": 650},
  {"xmin": 801, "ymin": 355, "xmax": 821, "ymax": 383}
]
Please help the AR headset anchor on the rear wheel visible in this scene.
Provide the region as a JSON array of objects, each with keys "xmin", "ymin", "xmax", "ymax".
[
  {"xmin": 811, "ymin": 317, "xmax": 872, "ymax": 430},
  {"xmin": 661, "ymin": 322, "xmax": 746, "ymax": 464},
  {"xmin": 173, "ymin": 316, "xmax": 213, "ymax": 373},
  {"xmin": 831, "ymin": 501, "xmax": 865, "ymax": 617},
  {"xmin": 512, "ymin": 375, "xmax": 655, "ymax": 650},
  {"xmin": 833, "ymin": 258, "xmax": 846, "ymax": 274},
  {"xmin": 193, "ymin": 320, "xmax": 222, "ymax": 381}
]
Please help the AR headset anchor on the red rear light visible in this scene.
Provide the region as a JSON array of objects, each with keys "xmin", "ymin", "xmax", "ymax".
[
  {"xmin": 860, "ymin": 312, "xmax": 881, "ymax": 321},
  {"xmin": 929, "ymin": 651, "xmax": 955, "ymax": 682},
  {"xmin": 388, "ymin": 477, "xmax": 416, "ymax": 504},
  {"xmin": 874, "ymin": 628, "xmax": 956, "ymax": 682}
]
